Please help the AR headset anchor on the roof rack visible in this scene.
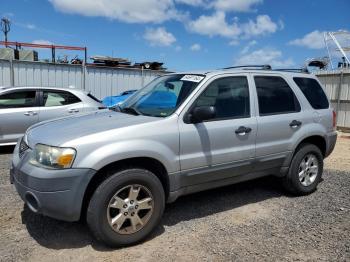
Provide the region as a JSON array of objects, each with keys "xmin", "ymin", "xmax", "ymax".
[
  {"xmin": 222, "ymin": 65, "xmax": 272, "ymax": 70},
  {"xmin": 274, "ymin": 68, "xmax": 309, "ymax": 73}
]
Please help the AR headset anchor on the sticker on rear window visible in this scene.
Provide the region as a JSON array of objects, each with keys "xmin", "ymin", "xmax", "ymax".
[{"xmin": 180, "ymin": 75, "xmax": 204, "ymax": 82}]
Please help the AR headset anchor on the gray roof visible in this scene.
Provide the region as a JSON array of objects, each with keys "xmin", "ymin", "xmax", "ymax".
[
  {"xmin": 0, "ymin": 86, "xmax": 89, "ymax": 94},
  {"xmin": 169, "ymin": 68, "xmax": 313, "ymax": 78}
]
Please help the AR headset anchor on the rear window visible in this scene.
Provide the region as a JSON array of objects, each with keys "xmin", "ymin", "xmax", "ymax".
[
  {"xmin": 293, "ymin": 77, "xmax": 329, "ymax": 109},
  {"xmin": 43, "ymin": 91, "xmax": 81, "ymax": 107}
]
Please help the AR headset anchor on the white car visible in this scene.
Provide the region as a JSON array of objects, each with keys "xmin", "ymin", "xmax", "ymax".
[{"xmin": 0, "ymin": 86, "xmax": 104, "ymax": 146}]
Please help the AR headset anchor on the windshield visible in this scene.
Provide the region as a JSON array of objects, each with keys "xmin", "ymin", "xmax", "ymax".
[{"xmin": 120, "ymin": 74, "xmax": 205, "ymax": 117}]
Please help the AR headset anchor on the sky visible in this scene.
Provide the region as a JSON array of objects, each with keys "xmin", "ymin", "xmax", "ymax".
[{"xmin": 1, "ymin": 0, "xmax": 349, "ymax": 71}]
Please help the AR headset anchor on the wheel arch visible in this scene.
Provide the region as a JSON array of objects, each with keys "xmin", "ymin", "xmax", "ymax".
[
  {"xmin": 293, "ymin": 135, "xmax": 327, "ymax": 157},
  {"xmin": 80, "ymin": 157, "xmax": 170, "ymax": 220}
]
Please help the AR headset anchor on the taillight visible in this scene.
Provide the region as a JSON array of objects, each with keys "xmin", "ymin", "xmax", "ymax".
[{"xmin": 332, "ymin": 110, "xmax": 337, "ymax": 129}]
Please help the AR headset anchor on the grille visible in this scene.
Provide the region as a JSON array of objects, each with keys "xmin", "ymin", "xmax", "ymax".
[{"xmin": 19, "ymin": 138, "xmax": 29, "ymax": 158}]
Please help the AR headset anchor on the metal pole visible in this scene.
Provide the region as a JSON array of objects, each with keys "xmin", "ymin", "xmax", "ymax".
[
  {"xmin": 336, "ymin": 70, "xmax": 344, "ymax": 122},
  {"xmin": 4, "ymin": 33, "xmax": 7, "ymax": 47},
  {"xmin": 82, "ymin": 61, "xmax": 86, "ymax": 90},
  {"xmin": 9, "ymin": 58, "xmax": 14, "ymax": 86},
  {"xmin": 51, "ymin": 46, "xmax": 55, "ymax": 63},
  {"xmin": 1, "ymin": 18, "xmax": 11, "ymax": 47}
]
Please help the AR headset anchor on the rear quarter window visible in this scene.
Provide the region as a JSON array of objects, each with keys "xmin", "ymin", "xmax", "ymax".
[
  {"xmin": 293, "ymin": 77, "xmax": 329, "ymax": 109},
  {"xmin": 43, "ymin": 91, "xmax": 81, "ymax": 107}
]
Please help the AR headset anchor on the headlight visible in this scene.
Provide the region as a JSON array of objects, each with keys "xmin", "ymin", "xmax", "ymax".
[{"xmin": 30, "ymin": 144, "xmax": 76, "ymax": 169}]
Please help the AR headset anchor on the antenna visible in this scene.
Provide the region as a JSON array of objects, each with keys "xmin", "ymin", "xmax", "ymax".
[
  {"xmin": 324, "ymin": 31, "xmax": 350, "ymax": 69},
  {"xmin": 1, "ymin": 17, "xmax": 11, "ymax": 46}
]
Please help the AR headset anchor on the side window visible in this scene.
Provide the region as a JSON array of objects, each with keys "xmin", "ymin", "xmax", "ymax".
[
  {"xmin": 0, "ymin": 91, "xmax": 36, "ymax": 108},
  {"xmin": 293, "ymin": 77, "xmax": 329, "ymax": 109},
  {"xmin": 43, "ymin": 91, "xmax": 81, "ymax": 107},
  {"xmin": 255, "ymin": 76, "xmax": 301, "ymax": 116},
  {"xmin": 195, "ymin": 76, "xmax": 250, "ymax": 120}
]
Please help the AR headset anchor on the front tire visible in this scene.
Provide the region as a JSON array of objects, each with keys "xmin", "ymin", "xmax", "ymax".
[
  {"xmin": 87, "ymin": 168, "xmax": 165, "ymax": 247},
  {"xmin": 282, "ymin": 143, "xmax": 324, "ymax": 195}
]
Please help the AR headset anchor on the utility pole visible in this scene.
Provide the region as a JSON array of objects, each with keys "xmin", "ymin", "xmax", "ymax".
[{"xmin": 1, "ymin": 17, "xmax": 11, "ymax": 47}]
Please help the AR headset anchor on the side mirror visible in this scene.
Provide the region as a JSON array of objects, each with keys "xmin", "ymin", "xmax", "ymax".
[{"xmin": 185, "ymin": 106, "xmax": 216, "ymax": 123}]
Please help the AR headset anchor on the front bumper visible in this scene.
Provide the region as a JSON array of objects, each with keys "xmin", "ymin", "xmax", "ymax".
[{"xmin": 11, "ymin": 142, "xmax": 96, "ymax": 222}]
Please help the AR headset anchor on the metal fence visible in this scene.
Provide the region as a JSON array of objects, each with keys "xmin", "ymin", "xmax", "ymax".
[
  {"xmin": 0, "ymin": 59, "xmax": 164, "ymax": 99},
  {"xmin": 1, "ymin": 59, "xmax": 349, "ymax": 128},
  {"xmin": 316, "ymin": 68, "xmax": 350, "ymax": 129}
]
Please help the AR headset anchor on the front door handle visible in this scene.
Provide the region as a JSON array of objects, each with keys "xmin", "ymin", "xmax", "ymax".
[
  {"xmin": 289, "ymin": 120, "xmax": 302, "ymax": 128},
  {"xmin": 235, "ymin": 126, "xmax": 252, "ymax": 136},
  {"xmin": 24, "ymin": 111, "xmax": 37, "ymax": 116},
  {"xmin": 68, "ymin": 109, "xmax": 79, "ymax": 113}
]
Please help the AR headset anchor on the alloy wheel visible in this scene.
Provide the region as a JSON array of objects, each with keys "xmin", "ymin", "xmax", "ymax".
[
  {"xmin": 107, "ymin": 184, "xmax": 154, "ymax": 235},
  {"xmin": 298, "ymin": 154, "xmax": 319, "ymax": 186}
]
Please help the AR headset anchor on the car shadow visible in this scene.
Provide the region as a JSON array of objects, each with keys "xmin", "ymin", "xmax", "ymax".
[
  {"xmin": 21, "ymin": 175, "xmax": 284, "ymax": 251},
  {"xmin": 0, "ymin": 145, "xmax": 15, "ymax": 154}
]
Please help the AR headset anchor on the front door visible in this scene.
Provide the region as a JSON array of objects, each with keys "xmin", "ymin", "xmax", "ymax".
[{"xmin": 178, "ymin": 75, "xmax": 257, "ymax": 187}]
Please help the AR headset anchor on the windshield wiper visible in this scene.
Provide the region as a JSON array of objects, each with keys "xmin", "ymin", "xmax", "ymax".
[
  {"xmin": 120, "ymin": 106, "xmax": 141, "ymax": 116},
  {"xmin": 109, "ymin": 104, "xmax": 121, "ymax": 112}
]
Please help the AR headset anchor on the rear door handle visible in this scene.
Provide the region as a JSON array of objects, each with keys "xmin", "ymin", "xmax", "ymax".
[
  {"xmin": 289, "ymin": 120, "xmax": 302, "ymax": 128},
  {"xmin": 235, "ymin": 126, "xmax": 252, "ymax": 136}
]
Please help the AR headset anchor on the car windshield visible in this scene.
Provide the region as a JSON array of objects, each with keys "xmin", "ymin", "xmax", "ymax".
[{"xmin": 120, "ymin": 74, "xmax": 205, "ymax": 117}]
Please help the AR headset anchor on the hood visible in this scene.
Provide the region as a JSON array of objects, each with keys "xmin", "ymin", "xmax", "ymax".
[{"xmin": 26, "ymin": 110, "xmax": 158, "ymax": 147}]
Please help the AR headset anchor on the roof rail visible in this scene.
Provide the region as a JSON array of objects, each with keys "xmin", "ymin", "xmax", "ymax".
[
  {"xmin": 222, "ymin": 65, "xmax": 272, "ymax": 70},
  {"xmin": 274, "ymin": 68, "xmax": 309, "ymax": 73}
]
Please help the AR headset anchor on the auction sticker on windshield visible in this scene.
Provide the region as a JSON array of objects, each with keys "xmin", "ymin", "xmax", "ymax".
[{"xmin": 180, "ymin": 75, "xmax": 204, "ymax": 82}]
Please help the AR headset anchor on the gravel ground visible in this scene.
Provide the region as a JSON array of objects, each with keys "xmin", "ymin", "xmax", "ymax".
[{"xmin": 0, "ymin": 139, "xmax": 349, "ymax": 262}]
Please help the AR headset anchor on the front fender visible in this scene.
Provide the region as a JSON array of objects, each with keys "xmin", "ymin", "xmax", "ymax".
[{"xmin": 74, "ymin": 139, "xmax": 180, "ymax": 174}]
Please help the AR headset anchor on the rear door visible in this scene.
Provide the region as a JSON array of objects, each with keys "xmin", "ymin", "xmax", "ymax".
[
  {"xmin": 0, "ymin": 89, "xmax": 39, "ymax": 144},
  {"xmin": 38, "ymin": 89, "xmax": 84, "ymax": 121},
  {"xmin": 252, "ymin": 74, "xmax": 304, "ymax": 171}
]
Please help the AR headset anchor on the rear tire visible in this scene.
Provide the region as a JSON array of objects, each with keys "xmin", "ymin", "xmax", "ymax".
[
  {"xmin": 87, "ymin": 168, "xmax": 165, "ymax": 247},
  {"xmin": 282, "ymin": 143, "xmax": 323, "ymax": 195}
]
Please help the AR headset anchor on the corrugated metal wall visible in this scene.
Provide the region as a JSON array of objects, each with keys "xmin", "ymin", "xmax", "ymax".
[
  {"xmin": 0, "ymin": 59, "xmax": 164, "ymax": 99},
  {"xmin": 85, "ymin": 66, "xmax": 157, "ymax": 99},
  {"xmin": 1, "ymin": 59, "xmax": 349, "ymax": 128},
  {"xmin": 316, "ymin": 69, "xmax": 350, "ymax": 128}
]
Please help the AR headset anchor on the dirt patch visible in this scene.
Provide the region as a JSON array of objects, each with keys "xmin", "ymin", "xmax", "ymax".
[{"xmin": 325, "ymin": 137, "xmax": 350, "ymax": 171}]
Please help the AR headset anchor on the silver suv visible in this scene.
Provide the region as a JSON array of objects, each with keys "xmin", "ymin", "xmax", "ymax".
[{"xmin": 11, "ymin": 66, "xmax": 337, "ymax": 247}]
